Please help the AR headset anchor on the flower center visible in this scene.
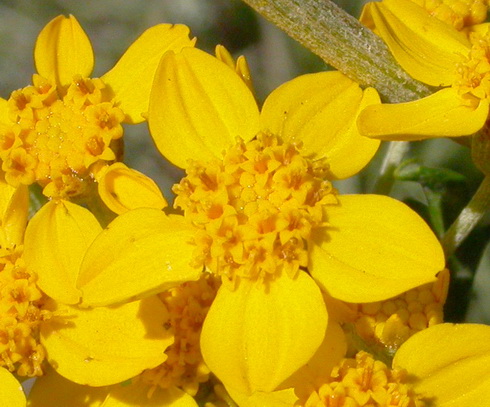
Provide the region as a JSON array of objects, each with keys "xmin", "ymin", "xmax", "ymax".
[
  {"xmin": 454, "ymin": 29, "xmax": 490, "ymax": 101},
  {"xmin": 350, "ymin": 268, "xmax": 449, "ymax": 355},
  {"xmin": 300, "ymin": 351, "xmax": 427, "ymax": 407},
  {"xmin": 0, "ymin": 245, "xmax": 51, "ymax": 377},
  {"xmin": 413, "ymin": 0, "xmax": 488, "ymax": 30},
  {"xmin": 138, "ymin": 273, "xmax": 220, "ymax": 397},
  {"xmin": 0, "ymin": 74, "xmax": 125, "ymax": 199},
  {"xmin": 173, "ymin": 134, "xmax": 337, "ymax": 286}
]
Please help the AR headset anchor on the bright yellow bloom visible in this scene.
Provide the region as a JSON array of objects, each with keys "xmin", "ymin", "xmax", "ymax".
[
  {"xmin": 56, "ymin": 47, "xmax": 443, "ymax": 398},
  {"xmin": 358, "ymin": 0, "xmax": 490, "ymax": 140},
  {"xmin": 0, "ymin": 367, "xmax": 26, "ymax": 407},
  {"xmin": 140, "ymin": 47, "xmax": 443, "ymax": 396},
  {"xmin": 408, "ymin": 0, "xmax": 489, "ymax": 30},
  {"xmin": 0, "ymin": 15, "xmax": 195, "ymax": 199},
  {"xmin": 28, "ymin": 273, "xmax": 220, "ymax": 407},
  {"xmin": 293, "ymin": 323, "xmax": 490, "ymax": 407}
]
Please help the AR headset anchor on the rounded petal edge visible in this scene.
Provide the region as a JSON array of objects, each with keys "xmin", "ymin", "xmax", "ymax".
[
  {"xmin": 35, "ymin": 15, "xmax": 94, "ymax": 87},
  {"xmin": 148, "ymin": 47, "xmax": 259, "ymax": 169}
]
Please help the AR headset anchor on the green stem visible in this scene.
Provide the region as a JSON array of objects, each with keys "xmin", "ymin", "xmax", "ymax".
[
  {"xmin": 241, "ymin": 0, "xmax": 433, "ymax": 102},
  {"xmin": 442, "ymin": 176, "xmax": 490, "ymax": 258},
  {"xmin": 372, "ymin": 141, "xmax": 410, "ymax": 195},
  {"xmin": 424, "ymin": 187, "xmax": 445, "ymax": 239}
]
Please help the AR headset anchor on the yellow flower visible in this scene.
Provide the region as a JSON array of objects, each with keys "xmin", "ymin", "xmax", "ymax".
[
  {"xmin": 55, "ymin": 47, "xmax": 443, "ymax": 398},
  {"xmin": 0, "ymin": 367, "xmax": 26, "ymax": 407},
  {"xmin": 142, "ymin": 47, "xmax": 443, "ymax": 396},
  {"xmin": 27, "ymin": 273, "xmax": 220, "ymax": 407},
  {"xmin": 0, "ymin": 182, "xmax": 201, "ymax": 389},
  {"xmin": 0, "ymin": 15, "xmax": 195, "ymax": 199},
  {"xmin": 20, "ymin": 196, "xmax": 205, "ymax": 387},
  {"xmin": 0, "ymin": 181, "xmax": 176, "ymax": 384},
  {"xmin": 292, "ymin": 323, "xmax": 490, "ymax": 407},
  {"xmin": 358, "ymin": 0, "xmax": 490, "ymax": 140}
]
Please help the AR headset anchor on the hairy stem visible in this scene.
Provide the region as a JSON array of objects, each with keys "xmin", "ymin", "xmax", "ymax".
[{"xmin": 241, "ymin": 0, "xmax": 433, "ymax": 102}]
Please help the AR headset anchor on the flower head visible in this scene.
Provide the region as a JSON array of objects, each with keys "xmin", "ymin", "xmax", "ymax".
[
  {"xmin": 347, "ymin": 268, "xmax": 449, "ymax": 355},
  {"xmin": 0, "ymin": 15, "xmax": 195, "ymax": 199},
  {"xmin": 293, "ymin": 323, "xmax": 490, "ymax": 407},
  {"xmin": 141, "ymin": 46, "xmax": 445, "ymax": 395},
  {"xmin": 358, "ymin": 0, "xmax": 490, "ymax": 140}
]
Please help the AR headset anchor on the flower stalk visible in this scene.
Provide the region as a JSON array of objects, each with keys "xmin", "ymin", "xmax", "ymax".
[
  {"xmin": 241, "ymin": 0, "xmax": 433, "ymax": 103},
  {"xmin": 442, "ymin": 175, "xmax": 490, "ymax": 258}
]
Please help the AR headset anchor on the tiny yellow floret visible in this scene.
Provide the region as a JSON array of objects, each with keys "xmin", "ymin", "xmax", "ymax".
[
  {"xmin": 299, "ymin": 351, "xmax": 427, "ymax": 407},
  {"xmin": 351, "ymin": 269, "xmax": 449, "ymax": 353},
  {"xmin": 0, "ymin": 245, "xmax": 51, "ymax": 377},
  {"xmin": 173, "ymin": 134, "xmax": 337, "ymax": 286},
  {"xmin": 454, "ymin": 30, "xmax": 490, "ymax": 101},
  {"xmin": 138, "ymin": 273, "xmax": 220, "ymax": 397}
]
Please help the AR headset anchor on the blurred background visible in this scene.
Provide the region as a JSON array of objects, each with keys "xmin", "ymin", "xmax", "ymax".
[{"xmin": 0, "ymin": 0, "xmax": 488, "ymax": 324}]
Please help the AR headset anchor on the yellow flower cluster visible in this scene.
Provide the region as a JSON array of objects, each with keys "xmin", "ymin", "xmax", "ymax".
[
  {"xmin": 300, "ymin": 352, "xmax": 427, "ymax": 407},
  {"xmin": 139, "ymin": 273, "xmax": 220, "ymax": 397},
  {"xmin": 2, "ymin": 74, "xmax": 124, "ymax": 199},
  {"xmin": 1, "ymin": 5, "xmax": 490, "ymax": 407},
  {"xmin": 174, "ymin": 134, "xmax": 337, "ymax": 285},
  {"xmin": 351, "ymin": 269, "xmax": 449, "ymax": 353},
  {"xmin": 0, "ymin": 245, "xmax": 50, "ymax": 377}
]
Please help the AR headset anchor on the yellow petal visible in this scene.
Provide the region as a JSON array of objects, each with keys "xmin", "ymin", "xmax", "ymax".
[
  {"xmin": 148, "ymin": 47, "xmax": 260, "ymax": 169},
  {"xmin": 310, "ymin": 194, "xmax": 444, "ymax": 302},
  {"xmin": 215, "ymin": 45, "xmax": 254, "ymax": 93},
  {"xmin": 226, "ymin": 387, "xmax": 298, "ymax": 407},
  {"xmin": 24, "ymin": 201, "xmax": 102, "ymax": 305},
  {"xmin": 0, "ymin": 367, "xmax": 25, "ymax": 407},
  {"xmin": 34, "ymin": 15, "xmax": 94, "ymax": 88},
  {"xmin": 468, "ymin": 22, "xmax": 490, "ymax": 36},
  {"xmin": 288, "ymin": 321, "xmax": 346, "ymax": 386},
  {"xmin": 362, "ymin": 0, "xmax": 470, "ymax": 86},
  {"xmin": 201, "ymin": 272, "xmax": 327, "ymax": 395},
  {"xmin": 0, "ymin": 181, "xmax": 28, "ymax": 248},
  {"xmin": 102, "ymin": 24, "xmax": 196, "ymax": 124},
  {"xmin": 261, "ymin": 71, "xmax": 381, "ymax": 179},
  {"xmin": 97, "ymin": 163, "xmax": 167, "ymax": 215},
  {"xmin": 358, "ymin": 88, "xmax": 489, "ymax": 140},
  {"xmin": 0, "ymin": 97, "xmax": 9, "ymax": 124},
  {"xmin": 41, "ymin": 296, "xmax": 173, "ymax": 386},
  {"xmin": 394, "ymin": 323, "xmax": 490, "ymax": 406},
  {"xmin": 78, "ymin": 209, "xmax": 201, "ymax": 306},
  {"xmin": 103, "ymin": 382, "xmax": 198, "ymax": 407},
  {"xmin": 28, "ymin": 365, "xmax": 109, "ymax": 407}
]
